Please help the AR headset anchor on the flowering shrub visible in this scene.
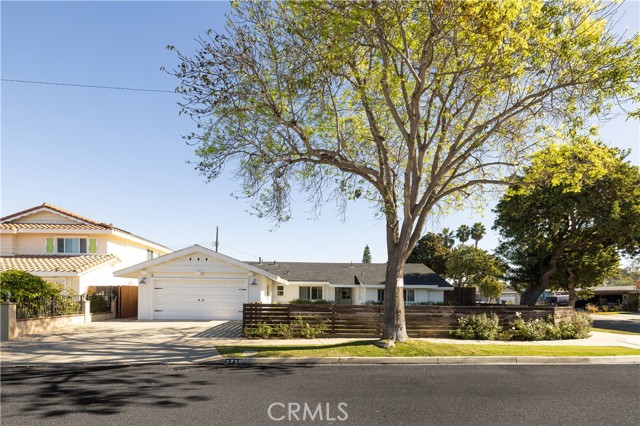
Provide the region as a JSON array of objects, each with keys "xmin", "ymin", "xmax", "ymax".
[
  {"xmin": 450, "ymin": 313, "xmax": 501, "ymax": 340},
  {"xmin": 451, "ymin": 312, "xmax": 592, "ymax": 341}
]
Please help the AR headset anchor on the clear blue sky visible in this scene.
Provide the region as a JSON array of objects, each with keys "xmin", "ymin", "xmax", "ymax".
[{"xmin": 2, "ymin": 1, "xmax": 639, "ymax": 263}]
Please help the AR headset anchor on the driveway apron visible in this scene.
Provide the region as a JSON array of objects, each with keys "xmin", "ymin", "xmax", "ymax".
[{"xmin": 0, "ymin": 319, "xmax": 238, "ymax": 365}]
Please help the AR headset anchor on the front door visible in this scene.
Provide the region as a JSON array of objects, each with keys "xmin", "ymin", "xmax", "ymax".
[{"xmin": 335, "ymin": 288, "xmax": 352, "ymax": 304}]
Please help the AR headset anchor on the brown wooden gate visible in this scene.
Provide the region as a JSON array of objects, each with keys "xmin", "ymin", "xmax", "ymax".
[{"xmin": 118, "ymin": 286, "xmax": 138, "ymax": 319}]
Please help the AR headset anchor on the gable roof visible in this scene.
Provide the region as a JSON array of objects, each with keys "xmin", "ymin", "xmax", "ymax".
[
  {"xmin": 1, "ymin": 254, "xmax": 119, "ymax": 274},
  {"xmin": 1, "ymin": 203, "xmax": 172, "ymax": 252},
  {"xmin": 247, "ymin": 261, "xmax": 452, "ymax": 288},
  {"xmin": 113, "ymin": 244, "xmax": 286, "ymax": 283}
]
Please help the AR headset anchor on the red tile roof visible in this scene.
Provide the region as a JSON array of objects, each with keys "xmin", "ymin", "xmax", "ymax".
[{"xmin": 0, "ymin": 255, "xmax": 119, "ymax": 273}]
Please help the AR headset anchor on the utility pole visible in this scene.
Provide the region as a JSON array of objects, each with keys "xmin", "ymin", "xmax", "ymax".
[{"xmin": 215, "ymin": 226, "xmax": 219, "ymax": 252}]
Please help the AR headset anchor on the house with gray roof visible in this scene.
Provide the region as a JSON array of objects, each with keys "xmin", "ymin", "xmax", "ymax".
[
  {"xmin": 115, "ymin": 244, "xmax": 453, "ymax": 321},
  {"xmin": 248, "ymin": 260, "xmax": 452, "ymax": 305}
]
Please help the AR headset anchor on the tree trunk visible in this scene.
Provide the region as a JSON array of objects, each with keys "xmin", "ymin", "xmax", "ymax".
[
  {"xmin": 521, "ymin": 250, "xmax": 563, "ymax": 306},
  {"xmin": 566, "ymin": 270, "xmax": 577, "ymax": 308},
  {"xmin": 382, "ymin": 250, "xmax": 409, "ymax": 342}
]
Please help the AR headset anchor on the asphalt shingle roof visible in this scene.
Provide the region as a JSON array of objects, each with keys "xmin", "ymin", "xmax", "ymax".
[
  {"xmin": 0, "ymin": 255, "xmax": 119, "ymax": 274},
  {"xmin": 247, "ymin": 262, "xmax": 451, "ymax": 287}
]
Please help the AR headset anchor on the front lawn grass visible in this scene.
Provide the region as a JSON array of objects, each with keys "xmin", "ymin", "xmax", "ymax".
[{"xmin": 217, "ymin": 340, "xmax": 640, "ymax": 358}]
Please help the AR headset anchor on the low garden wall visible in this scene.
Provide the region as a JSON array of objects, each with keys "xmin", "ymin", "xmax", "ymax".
[{"xmin": 243, "ymin": 303, "xmax": 574, "ymax": 338}]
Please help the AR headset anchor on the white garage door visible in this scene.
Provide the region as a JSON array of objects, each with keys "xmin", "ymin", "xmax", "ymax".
[{"xmin": 153, "ymin": 280, "xmax": 248, "ymax": 320}]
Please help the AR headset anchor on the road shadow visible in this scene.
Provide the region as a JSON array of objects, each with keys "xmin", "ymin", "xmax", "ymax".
[
  {"xmin": 592, "ymin": 319, "xmax": 640, "ymax": 334},
  {"xmin": 0, "ymin": 365, "xmax": 215, "ymax": 419},
  {"xmin": 192, "ymin": 321, "xmax": 243, "ymax": 338}
]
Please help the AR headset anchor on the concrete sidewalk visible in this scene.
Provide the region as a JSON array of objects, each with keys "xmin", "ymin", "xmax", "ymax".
[{"xmin": 1, "ymin": 319, "xmax": 638, "ymax": 366}]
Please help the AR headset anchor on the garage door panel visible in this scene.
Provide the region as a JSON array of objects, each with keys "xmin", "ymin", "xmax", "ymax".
[{"xmin": 153, "ymin": 280, "xmax": 248, "ymax": 320}]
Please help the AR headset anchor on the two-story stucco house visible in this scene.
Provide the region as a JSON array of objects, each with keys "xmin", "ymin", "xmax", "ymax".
[{"xmin": 0, "ymin": 203, "xmax": 172, "ymax": 294}]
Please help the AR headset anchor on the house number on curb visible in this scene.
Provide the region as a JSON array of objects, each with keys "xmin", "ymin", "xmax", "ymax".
[{"xmin": 225, "ymin": 359, "xmax": 244, "ymax": 365}]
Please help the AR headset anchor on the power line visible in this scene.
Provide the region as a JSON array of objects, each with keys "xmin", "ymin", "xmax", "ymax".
[{"xmin": 1, "ymin": 78, "xmax": 177, "ymax": 94}]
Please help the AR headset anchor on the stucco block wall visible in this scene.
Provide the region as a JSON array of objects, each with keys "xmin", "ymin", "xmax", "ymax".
[{"xmin": 1, "ymin": 234, "xmax": 17, "ymax": 255}]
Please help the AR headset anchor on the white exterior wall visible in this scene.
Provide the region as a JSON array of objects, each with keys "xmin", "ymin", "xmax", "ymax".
[
  {"xmin": 134, "ymin": 254, "xmax": 257, "ymax": 320},
  {"xmin": 138, "ymin": 280, "xmax": 154, "ymax": 320},
  {"xmin": 364, "ymin": 288, "xmax": 445, "ymax": 304},
  {"xmin": 414, "ymin": 289, "xmax": 444, "ymax": 304},
  {"xmin": 273, "ymin": 283, "xmax": 297, "ymax": 304},
  {"xmin": 78, "ymin": 264, "xmax": 135, "ymax": 295},
  {"xmin": 106, "ymin": 237, "xmax": 158, "ymax": 267},
  {"xmin": 365, "ymin": 288, "xmax": 381, "ymax": 303}
]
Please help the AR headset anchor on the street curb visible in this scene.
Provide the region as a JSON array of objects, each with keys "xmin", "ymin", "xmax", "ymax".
[{"xmin": 220, "ymin": 355, "xmax": 640, "ymax": 366}]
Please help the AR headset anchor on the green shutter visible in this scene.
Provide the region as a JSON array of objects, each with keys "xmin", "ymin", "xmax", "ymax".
[
  {"xmin": 45, "ymin": 238, "xmax": 55, "ymax": 253},
  {"xmin": 88, "ymin": 238, "xmax": 98, "ymax": 254}
]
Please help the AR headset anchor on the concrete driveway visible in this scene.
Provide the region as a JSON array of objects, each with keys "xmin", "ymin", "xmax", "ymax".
[
  {"xmin": 591, "ymin": 313, "xmax": 640, "ymax": 334},
  {"xmin": 0, "ymin": 319, "xmax": 242, "ymax": 365}
]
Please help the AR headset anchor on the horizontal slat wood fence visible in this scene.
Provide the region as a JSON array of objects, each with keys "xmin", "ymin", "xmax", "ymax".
[{"xmin": 243, "ymin": 304, "xmax": 574, "ymax": 338}]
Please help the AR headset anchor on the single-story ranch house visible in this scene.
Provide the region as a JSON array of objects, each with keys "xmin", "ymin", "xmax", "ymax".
[{"xmin": 114, "ymin": 245, "xmax": 453, "ymax": 320}]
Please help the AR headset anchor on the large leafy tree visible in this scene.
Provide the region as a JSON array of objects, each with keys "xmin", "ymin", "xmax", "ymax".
[
  {"xmin": 170, "ymin": 0, "xmax": 639, "ymax": 341},
  {"xmin": 550, "ymin": 245, "xmax": 620, "ymax": 306},
  {"xmin": 445, "ymin": 245, "xmax": 504, "ymax": 289},
  {"xmin": 407, "ymin": 232, "xmax": 450, "ymax": 275},
  {"xmin": 494, "ymin": 139, "xmax": 640, "ymax": 306}
]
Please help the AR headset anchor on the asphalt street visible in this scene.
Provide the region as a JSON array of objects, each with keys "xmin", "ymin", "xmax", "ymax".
[{"xmin": 2, "ymin": 364, "xmax": 638, "ymax": 426}]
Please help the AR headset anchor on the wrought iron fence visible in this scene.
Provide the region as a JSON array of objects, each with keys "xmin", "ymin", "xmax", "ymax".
[
  {"xmin": 16, "ymin": 295, "xmax": 83, "ymax": 319},
  {"xmin": 86, "ymin": 285, "xmax": 117, "ymax": 313}
]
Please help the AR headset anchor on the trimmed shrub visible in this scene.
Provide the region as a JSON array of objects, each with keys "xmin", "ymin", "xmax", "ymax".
[
  {"xmin": 556, "ymin": 312, "xmax": 592, "ymax": 339},
  {"xmin": 450, "ymin": 313, "xmax": 501, "ymax": 340},
  {"xmin": 292, "ymin": 315, "xmax": 329, "ymax": 339},
  {"xmin": 452, "ymin": 312, "xmax": 592, "ymax": 341},
  {"xmin": 289, "ymin": 299, "xmax": 334, "ymax": 304},
  {"xmin": 508, "ymin": 314, "xmax": 551, "ymax": 341}
]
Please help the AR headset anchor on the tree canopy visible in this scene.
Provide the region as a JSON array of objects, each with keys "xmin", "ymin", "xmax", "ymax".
[
  {"xmin": 494, "ymin": 139, "xmax": 640, "ymax": 306},
  {"xmin": 170, "ymin": 0, "xmax": 640, "ymax": 341},
  {"xmin": 0, "ymin": 270, "xmax": 61, "ymax": 302},
  {"xmin": 470, "ymin": 223, "xmax": 486, "ymax": 248},
  {"xmin": 455, "ymin": 225, "xmax": 471, "ymax": 245},
  {"xmin": 445, "ymin": 245, "xmax": 504, "ymax": 289},
  {"xmin": 406, "ymin": 232, "xmax": 450, "ymax": 275}
]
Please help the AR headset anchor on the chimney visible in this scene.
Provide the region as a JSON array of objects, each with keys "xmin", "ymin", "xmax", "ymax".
[
  {"xmin": 259, "ymin": 257, "xmax": 262, "ymax": 264},
  {"xmin": 273, "ymin": 260, "xmax": 276, "ymax": 265},
  {"xmin": 350, "ymin": 261, "xmax": 353, "ymax": 268}
]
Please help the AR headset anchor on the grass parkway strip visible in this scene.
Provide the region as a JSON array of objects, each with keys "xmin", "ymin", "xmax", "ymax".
[{"xmin": 217, "ymin": 340, "xmax": 640, "ymax": 358}]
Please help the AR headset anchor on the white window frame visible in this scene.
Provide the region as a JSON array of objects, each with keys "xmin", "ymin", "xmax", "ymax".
[
  {"xmin": 299, "ymin": 286, "xmax": 323, "ymax": 301},
  {"xmin": 55, "ymin": 237, "xmax": 89, "ymax": 254},
  {"xmin": 404, "ymin": 289, "xmax": 415, "ymax": 303}
]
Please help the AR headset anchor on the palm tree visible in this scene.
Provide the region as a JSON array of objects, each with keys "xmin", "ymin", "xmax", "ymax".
[
  {"xmin": 456, "ymin": 224, "xmax": 471, "ymax": 245},
  {"xmin": 440, "ymin": 228, "xmax": 455, "ymax": 249},
  {"xmin": 470, "ymin": 222, "xmax": 486, "ymax": 248}
]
